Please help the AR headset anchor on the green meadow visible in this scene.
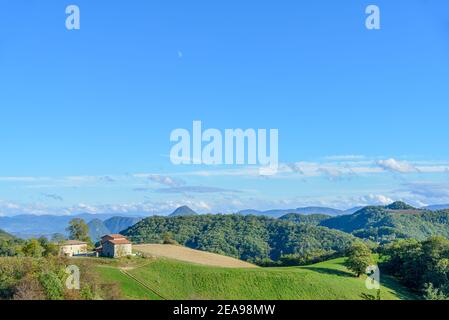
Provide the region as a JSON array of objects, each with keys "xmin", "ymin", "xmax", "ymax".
[{"xmin": 95, "ymin": 257, "xmax": 416, "ymax": 300}]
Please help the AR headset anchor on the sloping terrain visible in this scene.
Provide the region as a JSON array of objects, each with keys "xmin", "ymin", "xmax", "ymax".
[
  {"xmin": 123, "ymin": 214, "xmax": 355, "ymax": 262},
  {"xmin": 134, "ymin": 244, "xmax": 256, "ymax": 268},
  {"xmin": 320, "ymin": 202, "xmax": 449, "ymax": 242},
  {"xmin": 95, "ymin": 257, "xmax": 416, "ymax": 300}
]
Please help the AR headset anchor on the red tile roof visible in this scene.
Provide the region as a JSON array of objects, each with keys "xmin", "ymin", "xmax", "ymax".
[
  {"xmin": 102, "ymin": 234, "xmax": 126, "ymax": 240},
  {"xmin": 106, "ymin": 239, "xmax": 132, "ymax": 245}
]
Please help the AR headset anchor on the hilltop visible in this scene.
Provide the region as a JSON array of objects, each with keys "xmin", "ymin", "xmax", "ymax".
[
  {"xmin": 237, "ymin": 206, "xmax": 352, "ymax": 218},
  {"xmin": 320, "ymin": 203, "xmax": 449, "ymax": 242},
  {"xmin": 169, "ymin": 206, "xmax": 198, "ymax": 217}
]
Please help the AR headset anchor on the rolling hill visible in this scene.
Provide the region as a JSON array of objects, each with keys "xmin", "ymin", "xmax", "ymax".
[
  {"xmin": 238, "ymin": 206, "xmax": 347, "ymax": 218},
  {"xmin": 95, "ymin": 256, "xmax": 415, "ymax": 300},
  {"xmin": 123, "ymin": 214, "xmax": 355, "ymax": 262},
  {"xmin": 169, "ymin": 206, "xmax": 198, "ymax": 217},
  {"xmin": 320, "ymin": 202, "xmax": 449, "ymax": 242},
  {"xmin": 134, "ymin": 244, "xmax": 256, "ymax": 268}
]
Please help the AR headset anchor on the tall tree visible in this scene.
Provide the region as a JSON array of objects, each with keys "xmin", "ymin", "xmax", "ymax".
[
  {"xmin": 66, "ymin": 219, "xmax": 91, "ymax": 243},
  {"xmin": 345, "ymin": 242, "xmax": 373, "ymax": 277}
]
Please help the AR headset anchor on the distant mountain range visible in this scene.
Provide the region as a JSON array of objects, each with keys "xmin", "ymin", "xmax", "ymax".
[
  {"xmin": 237, "ymin": 206, "xmax": 362, "ymax": 218},
  {"xmin": 88, "ymin": 217, "xmax": 142, "ymax": 242},
  {"xmin": 0, "ymin": 214, "xmax": 142, "ymax": 239},
  {"xmin": 423, "ymin": 204, "xmax": 449, "ymax": 211}
]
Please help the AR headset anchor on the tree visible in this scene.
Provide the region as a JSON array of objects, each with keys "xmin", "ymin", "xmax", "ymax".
[
  {"xmin": 163, "ymin": 232, "xmax": 178, "ymax": 245},
  {"xmin": 22, "ymin": 239, "xmax": 45, "ymax": 258},
  {"xmin": 345, "ymin": 242, "xmax": 373, "ymax": 277},
  {"xmin": 66, "ymin": 219, "xmax": 91, "ymax": 243}
]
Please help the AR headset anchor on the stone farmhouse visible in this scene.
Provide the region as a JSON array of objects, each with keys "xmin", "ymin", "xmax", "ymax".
[
  {"xmin": 96, "ymin": 234, "xmax": 133, "ymax": 258},
  {"xmin": 59, "ymin": 240, "xmax": 88, "ymax": 257}
]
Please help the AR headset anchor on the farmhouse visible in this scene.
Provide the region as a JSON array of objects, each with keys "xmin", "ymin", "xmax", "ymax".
[
  {"xmin": 97, "ymin": 234, "xmax": 133, "ymax": 258},
  {"xmin": 59, "ymin": 240, "xmax": 88, "ymax": 257}
]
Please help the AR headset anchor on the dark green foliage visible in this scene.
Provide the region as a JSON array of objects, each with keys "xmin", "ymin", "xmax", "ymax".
[
  {"xmin": 321, "ymin": 205, "xmax": 449, "ymax": 242},
  {"xmin": 22, "ymin": 239, "xmax": 45, "ymax": 258},
  {"xmin": 380, "ymin": 236, "xmax": 449, "ymax": 299},
  {"xmin": 0, "ymin": 232, "xmax": 24, "ymax": 257},
  {"xmin": 123, "ymin": 214, "xmax": 355, "ymax": 263},
  {"xmin": 163, "ymin": 232, "xmax": 178, "ymax": 245},
  {"xmin": 39, "ymin": 271, "xmax": 65, "ymax": 300}
]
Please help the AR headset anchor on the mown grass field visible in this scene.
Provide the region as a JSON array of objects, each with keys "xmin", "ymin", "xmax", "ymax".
[
  {"xmin": 95, "ymin": 256, "xmax": 416, "ymax": 300},
  {"xmin": 134, "ymin": 244, "xmax": 257, "ymax": 268}
]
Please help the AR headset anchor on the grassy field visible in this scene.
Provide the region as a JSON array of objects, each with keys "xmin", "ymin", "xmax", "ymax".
[
  {"xmin": 95, "ymin": 256, "xmax": 416, "ymax": 300},
  {"xmin": 134, "ymin": 244, "xmax": 257, "ymax": 268},
  {"xmin": 95, "ymin": 265, "xmax": 163, "ymax": 300}
]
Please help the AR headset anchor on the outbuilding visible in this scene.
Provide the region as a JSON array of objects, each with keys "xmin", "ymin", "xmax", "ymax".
[{"xmin": 97, "ymin": 234, "xmax": 132, "ymax": 258}]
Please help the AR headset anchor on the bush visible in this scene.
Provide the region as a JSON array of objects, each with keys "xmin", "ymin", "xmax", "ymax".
[{"xmin": 39, "ymin": 272, "xmax": 65, "ymax": 300}]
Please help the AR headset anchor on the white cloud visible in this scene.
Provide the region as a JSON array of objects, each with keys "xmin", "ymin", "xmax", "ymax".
[
  {"xmin": 324, "ymin": 155, "xmax": 366, "ymax": 161},
  {"xmin": 377, "ymin": 158, "xmax": 419, "ymax": 173},
  {"xmin": 145, "ymin": 174, "xmax": 186, "ymax": 187},
  {"xmin": 358, "ymin": 194, "xmax": 394, "ymax": 206}
]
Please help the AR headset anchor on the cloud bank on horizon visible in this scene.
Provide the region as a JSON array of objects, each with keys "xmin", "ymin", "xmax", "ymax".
[{"xmin": 1, "ymin": 156, "xmax": 449, "ymax": 216}]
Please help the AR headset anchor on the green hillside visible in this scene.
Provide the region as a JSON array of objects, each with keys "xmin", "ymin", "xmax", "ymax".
[
  {"xmin": 95, "ymin": 257, "xmax": 415, "ymax": 300},
  {"xmin": 0, "ymin": 229, "xmax": 14, "ymax": 241},
  {"xmin": 123, "ymin": 214, "xmax": 355, "ymax": 262},
  {"xmin": 320, "ymin": 204, "xmax": 449, "ymax": 242}
]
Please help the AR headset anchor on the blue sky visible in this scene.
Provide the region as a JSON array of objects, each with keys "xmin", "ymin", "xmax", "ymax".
[{"xmin": 1, "ymin": 0, "xmax": 449, "ymax": 215}]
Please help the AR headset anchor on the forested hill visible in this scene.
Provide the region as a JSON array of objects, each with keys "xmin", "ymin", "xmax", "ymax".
[
  {"xmin": 320, "ymin": 202, "xmax": 449, "ymax": 242},
  {"xmin": 122, "ymin": 214, "xmax": 355, "ymax": 263},
  {"xmin": 280, "ymin": 213, "xmax": 331, "ymax": 225}
]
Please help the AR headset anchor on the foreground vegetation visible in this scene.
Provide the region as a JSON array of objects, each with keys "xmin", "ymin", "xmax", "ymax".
[
  {"xmin": 0, "ymin": 256, "xmax": 122, "ymax": 300},
  {"xmin": 380, "ymin": 236, "xmax": 449, "ymax": 300}
]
